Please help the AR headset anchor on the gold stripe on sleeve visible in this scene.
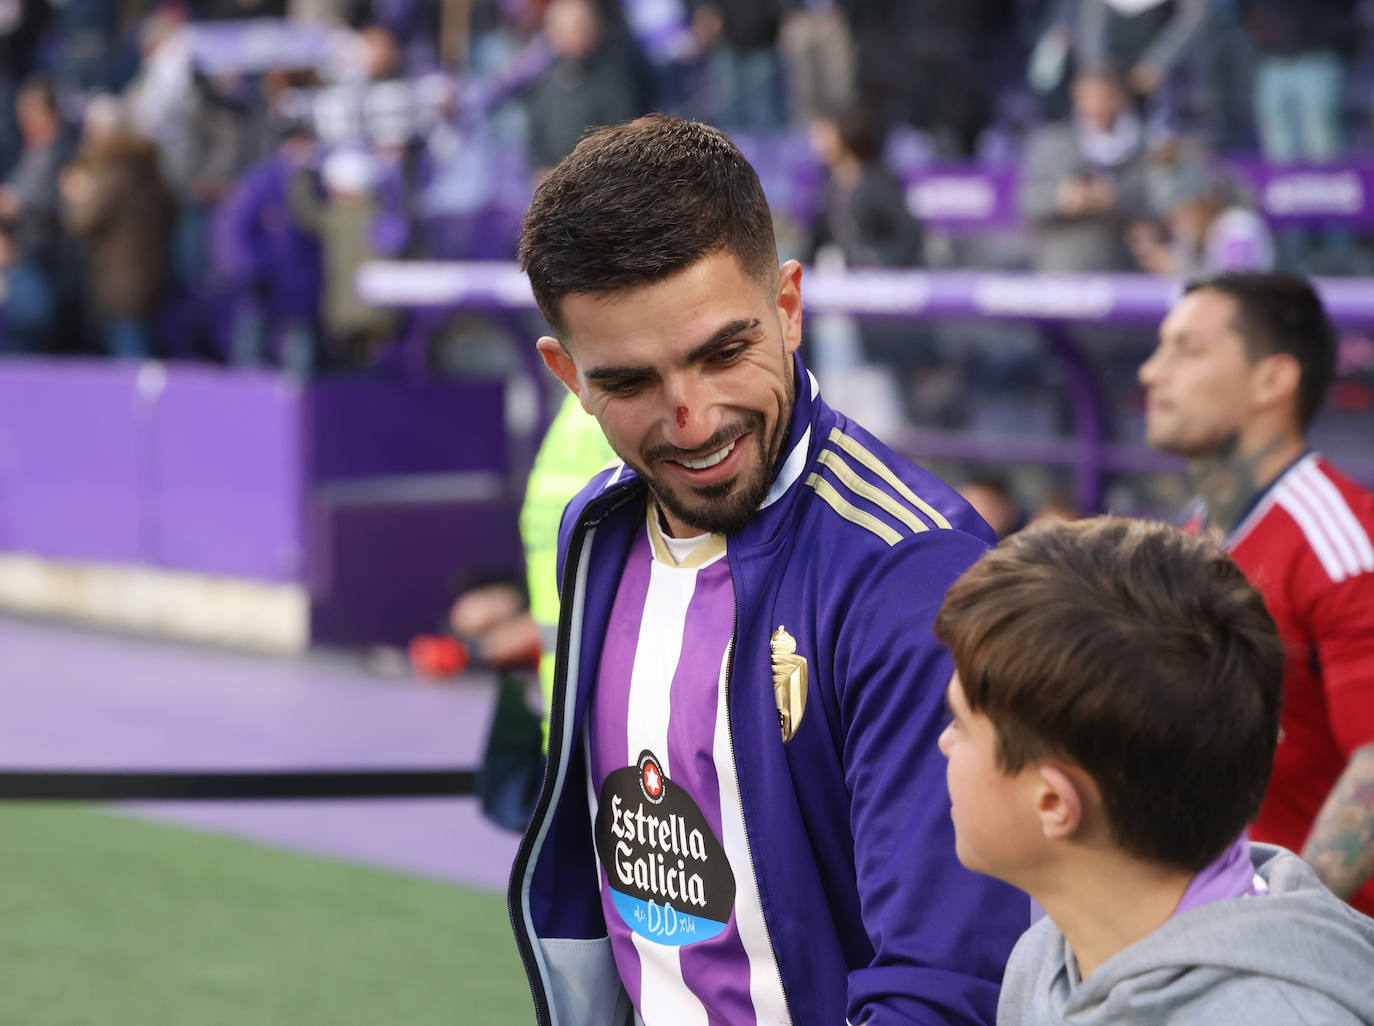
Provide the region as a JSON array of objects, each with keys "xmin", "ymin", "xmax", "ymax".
[
  {"xmin": 828, "ymin": 429, "xmax": 953, "ymax": 530},
  {"xmin": 806, "ymin": 474, "xmax": 902, "ymax": 546},
  {"xmin": 816, "ymin": 450, "xmax": 929, "ymax": 535}
]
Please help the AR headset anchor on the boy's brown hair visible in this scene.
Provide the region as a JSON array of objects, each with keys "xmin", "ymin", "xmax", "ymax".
[{"xmin": 934, "ymin": 516, "xmax": 1283, "ymax": 872}]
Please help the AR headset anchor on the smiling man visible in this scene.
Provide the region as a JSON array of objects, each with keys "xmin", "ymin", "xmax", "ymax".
[
  {"xmin": 1140, "ymin": 272, "xmax": 1374, "ymax": 919},
  {"xmin": 507, "ymin": 115, "xmax": 1025, "ymax": 1026}
]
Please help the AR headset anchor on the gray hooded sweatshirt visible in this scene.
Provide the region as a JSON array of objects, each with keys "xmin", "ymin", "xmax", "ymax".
[{"xmin": 998, "ymin": 844, "xmax": 1374, "ymax": 1025}]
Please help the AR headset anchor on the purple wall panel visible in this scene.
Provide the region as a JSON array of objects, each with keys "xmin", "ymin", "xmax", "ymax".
[
  {"xmin": 308, "ymin": 377, "xmax": 507, "ymax": 480},
  {"xmin": 0, "ymin": 361, "xmax": 521, "ymax": 644},
  {"xmin": 0, "ymin": 360, "xmax": 144, "ymax": 561},
  {"xmin": 151, "ymin": 367, "xmax": 305, "ymax": 581},
  {"xmin": 309, "ymin": 496, "xmax": 522, "ymax": 646}
]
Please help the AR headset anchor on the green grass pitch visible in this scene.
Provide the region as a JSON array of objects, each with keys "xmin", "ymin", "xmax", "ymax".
[{"xmin": 0, "ymin": 805, "xmax": 533, "ymax": 1026}]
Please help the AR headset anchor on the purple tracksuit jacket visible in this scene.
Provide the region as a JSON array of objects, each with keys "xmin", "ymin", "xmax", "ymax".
[{"xmin": 508, "ymin": 352, "xmax": 1027, "ymax": 1025}]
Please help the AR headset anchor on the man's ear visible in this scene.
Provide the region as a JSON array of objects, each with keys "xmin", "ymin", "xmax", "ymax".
[
  {"xmin": 537, "ymin": 336, "xmax": 585, "ymax": 409},
  {"xmin": 1035, "ymin": 764, "xmax": 1085, "ymax": 841},
  {"xmin": 1252, "ymin": 352, "xmax": 1301, "ymax": 418},
  {"xmin": 776, "ymin": 259, "xmax": 803, "ymax": 355}
]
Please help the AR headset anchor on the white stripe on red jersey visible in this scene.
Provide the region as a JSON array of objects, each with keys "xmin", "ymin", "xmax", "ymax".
[
  {"xmin": 1295, "ymin": 459, "xmax": 1374, "ymax": 573},
  {"xmin": 1274, "ymin": 455, "xmax": 1374, "ymax": 582}
]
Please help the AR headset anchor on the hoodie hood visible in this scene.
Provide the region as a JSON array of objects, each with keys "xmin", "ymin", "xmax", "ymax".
[{"xmin": 1002, "ymin": 844, "xmax": 1374, "ymax": 1025}]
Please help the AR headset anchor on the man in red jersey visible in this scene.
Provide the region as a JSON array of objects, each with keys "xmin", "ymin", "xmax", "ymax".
[{"xmin": 1140, "ymin": 272, "xmax": 1374, "ymax": 916}]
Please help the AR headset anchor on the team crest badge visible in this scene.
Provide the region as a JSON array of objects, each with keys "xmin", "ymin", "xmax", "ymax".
[{"xmin": 770, "ymin": 625, "xmax": 808, "ymax": 743}]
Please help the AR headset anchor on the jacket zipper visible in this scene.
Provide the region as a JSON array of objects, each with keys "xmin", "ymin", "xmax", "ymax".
[
  {"xmin": 507, "ymin": 486, "xmax": 636, "ymax": 1026},
  {"xmin": 724, "ymin": 553, "xmax": 794, "ymax": 1026}
]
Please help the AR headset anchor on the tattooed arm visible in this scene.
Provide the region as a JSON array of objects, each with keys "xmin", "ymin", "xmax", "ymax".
[{"xmin": 1302, "ymin": 743, "xmax": 1374, "ymax": 900}]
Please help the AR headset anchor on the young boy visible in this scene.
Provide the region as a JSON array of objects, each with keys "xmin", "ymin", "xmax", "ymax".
[{"xmin": 934, "ymin": 516, "xmax": 1374, "ymax": 1025}]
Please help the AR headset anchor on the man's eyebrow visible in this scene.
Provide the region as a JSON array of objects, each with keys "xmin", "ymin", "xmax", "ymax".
[
  {"xmin": 583, "ymin": 318, "xmax": 762, "ymax": 383},
  {"xmin": 584, "ymin": 363, "xmax": 649, "ymax": 383},
  {"xmin": 683, "ymin": 318, "xmax": 762, "ymax": 364}
]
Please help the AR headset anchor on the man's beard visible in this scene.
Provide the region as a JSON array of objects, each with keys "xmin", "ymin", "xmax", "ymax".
[{"xmin": 631, "ymin": 384, "xmax": 795, "ymax": 537}]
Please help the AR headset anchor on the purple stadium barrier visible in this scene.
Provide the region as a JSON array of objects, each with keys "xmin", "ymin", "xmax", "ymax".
[
  {"xmin": 0, "ymin": 361, "xmax": 523, "ymax": 647},
  {"xmin": 898, "ymin": 161, "xmax": 1374, "ymax": 233},
  {"xmin": 356, "ymin": 261, "xmax": 1374, "ymax": 513},
  {"xmin": 355, "ymin": 261, "xmax": 1374, "ymax": 324}
]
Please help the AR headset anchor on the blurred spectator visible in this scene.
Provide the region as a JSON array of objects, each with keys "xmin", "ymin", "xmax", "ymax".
[
  {"xmin": 847, "ymin": 0, "xmax": 1010, "ymax": 158},
  {"xmin": 958, "ymin": 474, "xmax": 1028, "ymax": 539},
  {"xmin": 0, "ymin": 75, "xmax": 69, "ymax": 268},
  {"xmin": 806, "ymin": 105, "xmax": 922, "ymax": 270},
  {"xmin": 194, "ymin": 0, "xmax": 290, "ymax": 18},
  {"xmin": 288, "ymin": 144, "xmax": 402, "ymax": 364},
  {"xmin": 212, "ymin": 121, "xmax": 323, "ymax": 373},
  {"xmin": 124, "ymin": 6, "xmax": 194, "ymax": 147},
  {"xmin": 330, "ymin": 18, "xmax": 407, "ymax": 82},
  {"xmin": 1076, "ymin": 0, "xmax": 1207, "ymax": 105},
  {"xmin": 1021, "ymin": 66, "xmax": 1150, "ymax": 271},
  {"xmin": 1030, "ymin": 493, "xmax": 1078, "ymax": 524},
  {"xmin": 290, "ymin": 0, "xmax": 340, "ymax": 19},
  {"xmin": 1241, "ymin": 0, "xmax": 1358, "ymax": 163},
  {"xmin": 0, "ymin": 0, "xmax": 53, "ymax": 177},
  {"xmin": 1027, "ymin": 0, "xmax": 1077, "ymax": 118},
  {"xmin": 1191, "ymin": 0, "xmax": 1257, "ymax": 154},
  {"xmin": 0, "ymin": 220, "xmax": 56, "ymax": 353},
  {"xmin": 776, "ymin": 0, "xmax": 854, "ymax": 127},
  {"xmin": 358, "ymin": 20, "xmax": 406, "ymax": 80},
  {"xmin": 466, "ymin": 0, "xmax": 542, "ymax": 76},
  {"xmin": 50, "ymin": 0, "xmax": 130, "ymax": 95},
  {"xmin": 159, "ymin": 69, "xmax": 272, "ymax": 288},
  {"xmin": 1026, "ymin": 0, "xmax": 1078, "ymax": 112},
  {"xmin": 1128, "ymin": 149, "xmax": 1274, "ymax": 276},
  {"xmin": 59, "ymin": 96, "xmax": 175, "ymax": 358},
  {"xmin": 806, "ymin": 104, "xmax": 928, "ymax": 430},
  {"xmin": 522, "ymin": 0, "xmax": 640, "ymax": 178},
  {"xmin": 687, "ymin": 0, "xmax": 787, "ymax": 131},
  {"xmin": 345, "ymin": 0, "xmax": 442, "ymax": 76}
]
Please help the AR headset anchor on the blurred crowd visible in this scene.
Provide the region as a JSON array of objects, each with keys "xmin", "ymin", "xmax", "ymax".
[{"xmin": 0, "ymin": 0, "xmax": 1373, "ymax": 368}]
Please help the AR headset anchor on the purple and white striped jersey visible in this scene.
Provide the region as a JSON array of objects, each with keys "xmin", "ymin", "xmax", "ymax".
[{"xmin": 586, "ymin": 506, "xmax": 788, "ymax": 1026}]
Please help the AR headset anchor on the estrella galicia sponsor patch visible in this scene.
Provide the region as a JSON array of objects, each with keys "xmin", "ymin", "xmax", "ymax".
[{"xmin": 595, "ymin": 749, "xmax": 735, "ymax": 946}]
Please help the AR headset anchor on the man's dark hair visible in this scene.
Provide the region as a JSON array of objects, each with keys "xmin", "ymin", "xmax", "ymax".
[
  {"xmin": 518, "ymin": 114, "xmax": 778, "ymax": 336},
  {"xmin": 934, "ymin": 516, "xmax": 1284, "ymax": 872},
  {"xmin": 1185, "ymin": 272, "xmax": 1337, "ymax": 428}
]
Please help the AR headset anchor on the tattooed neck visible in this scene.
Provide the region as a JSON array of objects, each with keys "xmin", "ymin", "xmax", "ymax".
[{"xmin": 1189, "ymin": 433, "xmax": 1295, "ymax": 535}]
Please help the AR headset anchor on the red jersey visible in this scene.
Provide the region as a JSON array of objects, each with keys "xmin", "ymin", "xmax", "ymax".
[{"xmin": 1191, "ymin": 453, "xmax": 1374, "ymax": 916}]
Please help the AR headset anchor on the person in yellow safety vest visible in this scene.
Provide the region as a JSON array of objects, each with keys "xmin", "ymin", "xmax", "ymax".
[{"xmin": 451, "ymin": 390, "xmax": 615, "ymax": 742}]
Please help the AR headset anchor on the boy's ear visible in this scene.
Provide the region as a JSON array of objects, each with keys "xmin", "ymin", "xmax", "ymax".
[{"xmin": 1035, "ymin": 764, "xmax": 1085, "ymax": 841}]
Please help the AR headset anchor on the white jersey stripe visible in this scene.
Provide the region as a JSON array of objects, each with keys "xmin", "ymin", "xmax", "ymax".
[
  {"xmin": 1287, "ymin": 469, "xmax": 1363, "ymax": 578},
  {"xmin": 1296, "ymin": 461, "xmax": 1374, "ymax": 573},
  {"xmin": 1227, "ymin": 452, "xmax": 1311, "ymax": 551},
  {"xmin": 712, "ymin": 640, "xmax": 791, "ymax": 1026},
  {"xmin": 1277, "ymin": 482, "xmax": 1351, "ymax": 582},
  {"xmin": 628, "ymin": 560, "xmax": 708, "ymax": 1026}
]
